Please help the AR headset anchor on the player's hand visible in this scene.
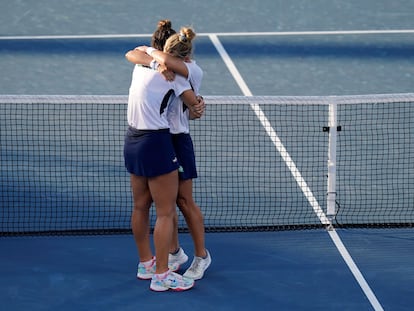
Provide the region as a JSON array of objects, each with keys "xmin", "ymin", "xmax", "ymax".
[
  {"xmin": 190, "ymin": 95, "xmax": 205, "ymax": 119},
  {"xmin": 196, "ymin": 95, "xmax": 205, "ymax": 113},
  {"xmin": 158, "ymin": 65, "xmax": 175, "ymax": 81}
]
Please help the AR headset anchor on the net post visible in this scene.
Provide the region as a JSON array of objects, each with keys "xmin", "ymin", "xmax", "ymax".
[{"xmin": 326, "ymin": 101, "xmax": 338, "ymax": 230}]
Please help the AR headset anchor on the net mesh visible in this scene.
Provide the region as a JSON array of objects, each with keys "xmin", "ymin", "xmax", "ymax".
[{"xmin": 1, "ymin": 94, "xmax": 413, "ymax": 236}]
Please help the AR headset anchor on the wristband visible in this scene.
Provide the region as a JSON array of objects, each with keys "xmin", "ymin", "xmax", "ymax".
[
  {"xmin": 149, "ymin": 60, "xmax": 159, "ymax": 70},
  {"xmin": 146, "ymin": 47, "xmax": 156, "ymax": 56}
]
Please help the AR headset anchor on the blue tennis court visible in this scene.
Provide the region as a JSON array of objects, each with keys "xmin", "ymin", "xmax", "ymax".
[
  {"xmin": 1, "ymin": 229, "xmax": 412, "ymax": 311},
  {"xmin": 1, "ymin": 1, "xmax": 414, "ymax": 310}
]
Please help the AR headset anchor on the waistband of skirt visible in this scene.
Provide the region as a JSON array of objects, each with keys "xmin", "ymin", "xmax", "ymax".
[{"xmin": 128, "ymin": 126, "xmax": 170, "ymax": 135}]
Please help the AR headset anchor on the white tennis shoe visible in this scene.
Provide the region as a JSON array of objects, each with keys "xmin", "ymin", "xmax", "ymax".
[
  {"xmin": 150, "ymin": 271, "xmax": 194, "ymax": 292},
  {"xmin": 168, "ymin": 247, "xmax": 188, "ymax": 269},
  {"xmin": 183, "ymin": 249, "xmax": 211, "ymax": 280}
]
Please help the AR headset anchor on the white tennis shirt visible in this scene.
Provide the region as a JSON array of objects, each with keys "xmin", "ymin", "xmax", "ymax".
[
  {"xmin": 127, "ymin": 65, "xmax": 192, "ymax": 130},
  {"xmin": 167, "ymin": 61, "xmax": 203, "ymax": 134}
]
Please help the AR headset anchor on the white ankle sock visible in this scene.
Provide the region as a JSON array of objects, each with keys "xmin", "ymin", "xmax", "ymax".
[
  {"xmin": 154, "ymin": 270, "xmax": 169, "ymax": 280},
  {"xmin": 140, "ymin": 257, "xmax": 155, "ymax": 267}
]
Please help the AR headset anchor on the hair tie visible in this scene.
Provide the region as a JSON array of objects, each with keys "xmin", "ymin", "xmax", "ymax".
[{"xmin": 179, "ymin": 32, "xmax": 187, "ymax": 42}]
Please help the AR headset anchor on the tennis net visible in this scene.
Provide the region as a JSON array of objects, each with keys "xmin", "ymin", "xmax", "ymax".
[{"xmin": 1, "ymin": 94, "xmax": 413, "ymax": 236}]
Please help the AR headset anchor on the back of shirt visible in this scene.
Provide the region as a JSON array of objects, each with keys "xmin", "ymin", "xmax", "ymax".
[{"xmin": 128, "ymin": 65, "xmax": 191, "ymax": 130}]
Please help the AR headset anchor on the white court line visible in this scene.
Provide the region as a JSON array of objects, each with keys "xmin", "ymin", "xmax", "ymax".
[
  {"xmin": 209, "ymin": 33, "xmax": 329, "ymax": 224},
  {"xmin": 329, "ymin": 230, "xmax": 384, "ymax": 311},
  {"xmin": 1, "ymin": 29, "xmax": 414, "ymax": 40},
  {"xmin": 209, "ymin": 33, "xmax": 384, "ymax": 311}
]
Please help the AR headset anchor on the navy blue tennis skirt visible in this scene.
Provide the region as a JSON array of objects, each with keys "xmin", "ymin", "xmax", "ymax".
[
  {"xmin": 171, "ymin": 133, "xmax": 198, "ymax": 180},
  {"xmin": 124, "ymin": 127, "xmax": 179, "ymax": 177}
]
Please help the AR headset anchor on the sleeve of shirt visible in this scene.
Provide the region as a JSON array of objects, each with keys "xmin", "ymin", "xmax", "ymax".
[
  {"xmin": 173, "ymin": 75, "xmax": 192, "ymax": 96},
  {"xmin": 186, "ymin": 61, "xmax": 204, "ymax": 95},
  {"xmin": 184, "ymin": 62, "xmax": 192, "ymax": 82}
]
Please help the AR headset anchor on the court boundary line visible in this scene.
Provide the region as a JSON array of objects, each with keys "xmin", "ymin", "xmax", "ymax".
[
  {"xmin": 1, "ymin": 29, "xmax": 414, "ymax": 40},
  {"xmin": 209, "ymin": 34, "xmax": 329, "ymax": 225},
  {"xmin": 209, "ymin": 33, "xmax": 384, "ymax": 311}
]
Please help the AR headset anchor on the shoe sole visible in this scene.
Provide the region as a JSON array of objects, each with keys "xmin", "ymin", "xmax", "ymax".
[
  {"xmin": 137, "ymin": 275, "xmax": 153, "ymax": 280},
  {"xmin": 150, "ymin": 283, "xmax": 195, "ymax": 292}
]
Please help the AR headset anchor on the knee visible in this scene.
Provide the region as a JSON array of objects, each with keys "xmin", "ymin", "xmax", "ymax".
[
  {"xmin": 176, "ymin": 196, "xmax": 188, "ymax": 210},
  {"xmin": 133, "ymin": 198, "xmax": 152, "ymax": 212},
  {"xmin": 177, "ymin": 197, "xmax": 204, "ymax": 221},
  {"xmin": 177, "ymin": 195, "xmax": 196, "ymax": 215}
]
